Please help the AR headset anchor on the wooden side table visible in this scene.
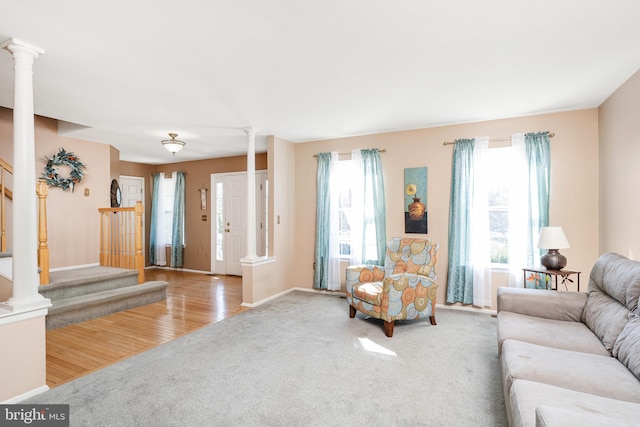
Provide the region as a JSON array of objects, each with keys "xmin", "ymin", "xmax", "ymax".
[{"xmin": 522, "ymin": 267, "xmax": 581, "ymax": 291}]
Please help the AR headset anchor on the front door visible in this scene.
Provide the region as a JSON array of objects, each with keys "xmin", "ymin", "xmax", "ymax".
[
  {"xmin": 211, "ymin": 173, "xmax": 247, "ymax": 276},
  {"xmin": 210, "ymin": 171, "xmax": 267, "ymax": 275}
]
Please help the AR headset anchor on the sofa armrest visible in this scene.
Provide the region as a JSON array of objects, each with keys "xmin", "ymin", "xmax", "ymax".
[
  {"xmin": 383, "ymin": 273, "xmax": 439, "ymax": 305},
  {"xmin": 536, "ymin": 405, "xmax": 640, "ymax": 427},
  {"xmin": 345, "ymin": 264, "xmax": 384, "ymax": 292},
  {"xmin": 497, "ymin": 287, "xmax": 587, "ymax": 322}
]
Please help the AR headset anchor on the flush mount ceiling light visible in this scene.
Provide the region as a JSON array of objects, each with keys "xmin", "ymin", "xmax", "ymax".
[{"xmin": 161, "ymin": 132, "xmax": 185, "ymax": 155}]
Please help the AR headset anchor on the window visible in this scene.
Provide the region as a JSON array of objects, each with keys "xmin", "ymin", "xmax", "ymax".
[
  {"xmin": 314, "ymin": 149, "xmax": 386, "ymax": 291},
  {"xmin": 481, "ymin": 139, "xmax": 545, "ymax": 270},
  {"xmin": 335, "ymin": 160, "xmax": 354, "ymax": 257},
  {"xmin": 215, "ymin": 181, "xmax": 224, "ymax": 261},
  {"xmin": 159, "ymin": 175, "xmax": 185, "ymax": 246},
  {"xmin": 486, "ymin": 147, "xmax": 512, "ymax": 265},
  {"xmin": 332, "ymin": 155, "xmax": 380, "ymax": 262}
]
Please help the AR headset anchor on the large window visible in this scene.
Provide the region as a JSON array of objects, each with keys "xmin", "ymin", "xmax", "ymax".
[
  {"xmin": 159, "ymin": 175, "xmax": 175, "ymax": 245},
  {"xmin": 335, "ymin": 160, "xmax": 354, "ymax": 257},
  {"xmin": 333, "ymin": 158, "xmax": 379, "ymax": 262},
  {"xmin": 314, "ymin": 149, "xmax": 386, "ymax": 290},
  {"xmin": 158, "ymin": 175, "xmax": 184, "ymax": 246},
  {"xmin": 486, "ymin": 147, "xmax": 512, "ymax": 265}
]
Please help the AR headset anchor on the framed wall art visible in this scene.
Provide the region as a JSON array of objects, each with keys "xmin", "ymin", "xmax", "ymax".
[{"xmin": 404, "ymin": 167, "xmax": 428, "ymax": 234}]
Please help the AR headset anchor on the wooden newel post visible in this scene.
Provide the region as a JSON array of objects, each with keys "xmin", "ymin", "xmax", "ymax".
[
  {"xmin": 135, "ymin": 200, "xmax": 144, "ymax": 284},
  {"xmin": 37, "ymin": 179, "xmax": 50, "ymax": 285}
]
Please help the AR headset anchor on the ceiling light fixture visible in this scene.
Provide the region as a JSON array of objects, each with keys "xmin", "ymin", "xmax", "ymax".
[{"xmin": 161, "ymin": 132, "xmax": 185, "ymax": 155}]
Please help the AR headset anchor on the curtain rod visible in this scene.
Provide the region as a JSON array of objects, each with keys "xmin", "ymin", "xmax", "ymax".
[
  {"xmin": 313, "ymin": 148, "xmax": 387, "ymax": 158},
  {"xmin": 443, "ymin": 132, "xmax": 555, "ymax": 146}
]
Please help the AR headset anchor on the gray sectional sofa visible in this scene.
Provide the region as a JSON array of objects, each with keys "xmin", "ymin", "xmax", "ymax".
[{"xmin": 496, "ymin": 252, "xmax": 640, "ymax": 427}]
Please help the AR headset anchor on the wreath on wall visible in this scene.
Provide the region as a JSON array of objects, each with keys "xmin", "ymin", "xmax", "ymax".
[{"xmin": 41, "ymin": 148, "xmax": 86, "ymax": 192}]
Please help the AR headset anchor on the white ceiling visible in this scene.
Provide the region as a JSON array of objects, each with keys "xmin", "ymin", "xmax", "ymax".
[{"xmin": 1, "ymin": 1, "xmax": 639, "ymax": 164}]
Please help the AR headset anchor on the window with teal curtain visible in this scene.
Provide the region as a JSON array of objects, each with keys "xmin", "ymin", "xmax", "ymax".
[
  {"xmin": 359, "ymin": 148, "xmax": 387, "ymax": 265},
  {"xmin": 446, "ymin": 139, "xmax": 475, "ymax": 304},
  {"xmin": 149, "ymin": 172, "xmax": 161, "ymax": 266},
  {"xmin": 171, "ymin": 171, "xmax": 186, "ymax": 268},
  {"xmin": 525, "ymin": 131, "xmax": 551, "ymax": 263},
  {"xmin": 313, "ymin": 149, "xmax": 387, "ymax": 290},
  {"xmin": 314, "ymin": 153, "xmax": 333, "ymax": 290},
  {"xmin": 448, "ymin": 132, "xmax": 552, "ymax": 303},
  {"xmin": 520, "ymin": 131, "xmax": 551, "ymax": 288}
]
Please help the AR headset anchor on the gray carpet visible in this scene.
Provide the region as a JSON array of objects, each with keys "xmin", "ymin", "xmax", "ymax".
[{"xmin": 29, "ymin": 291, "xmax": 508, "ymax": 426}]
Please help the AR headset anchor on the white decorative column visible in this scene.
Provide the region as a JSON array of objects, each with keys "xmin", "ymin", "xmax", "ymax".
[
  {"xmin": 1, "ymin": 38, "xmax": 48, "ymax": 309},
  {"xmin": 242, "ymin": 127, "xmax": 258, "ymax": 261}
]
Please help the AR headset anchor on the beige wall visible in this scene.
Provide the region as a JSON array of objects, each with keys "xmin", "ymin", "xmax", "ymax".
[
  {"xmin": 0, "ymin": 316, "xmax": 47, "ymax": 402},
  {"xmin": 36, "ymin": 118, "xmax": 113, "ymax": 268},
  {"xmin": 0, "ymin": 107, "xmax": 113, "ymax": 269},
  {"xmin": 293, "ymin": 109, "xmax": 599, "ymax": 309},
  {"xmin": 598, "ymin": 69, "xmax": 640, "ymax": 259},
  {"xmin": 242, "ymin": 136, "xmax": 296, "ymax": 304}
]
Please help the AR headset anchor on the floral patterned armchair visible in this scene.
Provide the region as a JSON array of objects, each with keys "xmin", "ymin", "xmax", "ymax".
[{"xmin": 345, "ymin": 237, "xmax": 439, "ymax": 337}]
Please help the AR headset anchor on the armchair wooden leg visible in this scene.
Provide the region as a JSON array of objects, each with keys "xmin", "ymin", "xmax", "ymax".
[
  {"xmin": 429, "ymin": 315, "xmax": 437, "ymax": 325},
  {"xmin": 383, "ymin": 320, "xmax": 394, "ymax": 337},
  {"xmin": 349, "ymin": 305, "xmax": 356, "ymax": 318}
]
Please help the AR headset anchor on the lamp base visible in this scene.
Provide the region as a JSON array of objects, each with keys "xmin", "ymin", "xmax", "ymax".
[{"xmin": 540, "ymin": 249, "xmax": 567, "ymax": 270}]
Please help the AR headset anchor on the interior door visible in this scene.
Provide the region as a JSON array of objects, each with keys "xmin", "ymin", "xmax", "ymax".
[
  {"xmin": 119, "ymin": 176, "xmax": 145, "ymax": 252},
  {"xmin": 120, "ymin": 176, "xmax": 144, "ymax": 208}
]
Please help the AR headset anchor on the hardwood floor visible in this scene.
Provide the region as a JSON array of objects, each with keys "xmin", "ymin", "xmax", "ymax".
[{"xmin": 45, "ymin": 269, "xmax": 247, "ymax": 388}]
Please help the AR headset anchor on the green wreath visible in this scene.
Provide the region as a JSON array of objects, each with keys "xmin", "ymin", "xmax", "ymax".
[{"xmin": 41, "ymin": 148, "xmax": 86, "ymax": 192}]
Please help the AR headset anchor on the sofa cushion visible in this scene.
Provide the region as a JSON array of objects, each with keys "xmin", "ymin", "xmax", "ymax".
[
  {"xmin": 497, "ymin": 287, "xmax": 587, "ymax": 322},
  {"xmin": 582, "ymin": 253, "xmax": 640, "ymax": 351},
  {"xmin": 502, "ymin": 340, "xmax": 640, "ymax": 403},
  {"xmin": 535, "ymin": 406, "xmax": 640, "ymax": 427},
  {"xmin": 510, "ymin": 379, "xmax": 640, "ymax": 427},
  {"xmin": 352, "ymin": 282, "xmax": 383, "ymax": 305},
  {"xmin": 587, "ymin": 253, "xmax": 640, "ymax": 310},
  {"xmin": 497, "ymin": 311, "xmax": 609, "ymax": 356},
  {"xmin": 613, "ymin": 313, "xmax": 640, "ymax": 379},
  {"xmin": 581, "ymin": 291, "xmax": 631, "ymax": 352}
]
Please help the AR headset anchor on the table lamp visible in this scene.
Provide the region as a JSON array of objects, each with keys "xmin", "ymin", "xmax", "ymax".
[{"xmin": 537, "ymin": 226, "xmax": 570, "ymax": 270}]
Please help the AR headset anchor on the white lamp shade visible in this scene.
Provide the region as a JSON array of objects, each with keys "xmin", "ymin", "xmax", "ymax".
[
  {"xmin": 537, "ymin": 226, "xmax": 570, "ymax": 250},
  {"xmin": 161, "ymin": 133, "xmax": 185, "ymax": 154},
  {"xmin": 162, "ymin": 141, "xmax": 185, "ymax": 153}
]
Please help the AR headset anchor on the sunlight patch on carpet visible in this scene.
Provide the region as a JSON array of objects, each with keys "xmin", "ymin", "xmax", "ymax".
[{"xmin": 357, "ymin": 337, "xmax": 397, "ymax": 357}]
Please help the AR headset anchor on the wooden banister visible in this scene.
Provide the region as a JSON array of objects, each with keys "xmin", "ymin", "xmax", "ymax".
[
  {"xmin": 99, "ymin": 201, "xmax": 144, "ymax": 284},
  {"xmin": 37, "ymin": 179, "xmax": 50, "ymax": 285},
  {"xmin": 1, "ymin": 157, "xmax": 51, "ymax": 286},
  {"xmin": 0, "ymin": 158, "xmax": 12, "ymax": 253}
]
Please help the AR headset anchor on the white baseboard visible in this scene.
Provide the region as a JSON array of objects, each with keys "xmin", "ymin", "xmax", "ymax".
[
  {"xmin": 241, "ymin": 287, "xmax": 344, "ymax": 308},
  {"xmin": 2, "ymin": 385, "xmax": 49, "ymax": 404},
  {"xmin": 243, "ymin": 286, "xmax": 497, "ymax": 316},
  {"xmin": 146, "ymin": 266, "xmax": 213, "ymax": 275},
  {"xmin": 436, "ymin": 303, "xmax": 496, "ymax": 316}
]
